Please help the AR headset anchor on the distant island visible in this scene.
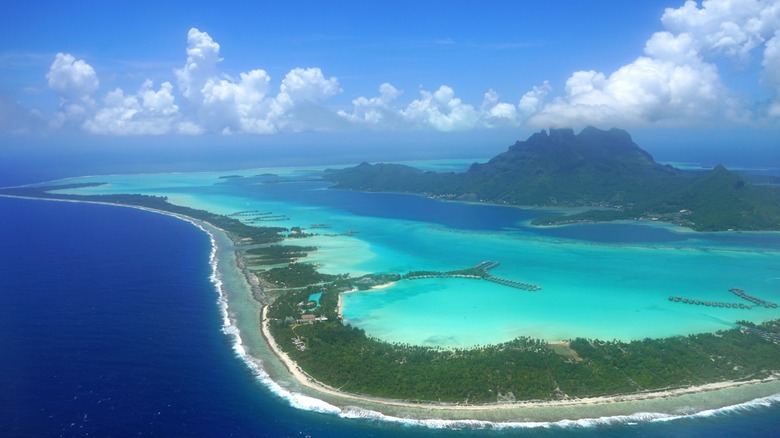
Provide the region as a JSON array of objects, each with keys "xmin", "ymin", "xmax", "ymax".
[{"xmin": 325, "ymin": 127, "xmax": 780, "ymax": 231}]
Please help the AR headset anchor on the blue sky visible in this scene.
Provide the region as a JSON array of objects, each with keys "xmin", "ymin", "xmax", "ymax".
[{"xmin": 1, "ymin": 0, "xmax": 779, "ymax": 168}]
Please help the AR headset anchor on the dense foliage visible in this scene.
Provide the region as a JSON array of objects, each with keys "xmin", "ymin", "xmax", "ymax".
[
  {"xmin": 268, "ymin": 273, "xmax": 780, "ymax": 404},
  {"xmin": 244, "ymin": 245, "xmax": 316, "ymax": 266},
  {"xmin": 271, "ymin": 316, "xmax": 780, "ymax": 403},
  {"xmin": 261, "ymin": 263, "xmax": 338, "ymax": 288}
]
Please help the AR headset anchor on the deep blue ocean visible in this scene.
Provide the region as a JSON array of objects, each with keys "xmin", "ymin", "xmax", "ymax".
[{"xmin": 2, "ymin": 179, "xmax": 780, "ymax": 436}]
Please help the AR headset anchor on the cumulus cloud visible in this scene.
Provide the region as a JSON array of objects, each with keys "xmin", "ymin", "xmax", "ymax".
[
  {"xmin": 83, "ymin": 80, "xmax": 197, "ymax": 135},
  {"xmin": 197, "ymin": 69, "xmax": 274, "ymax": 133},
  {"xmin": 661, "ymin": 0, "xmax": 779, "ymax": 61},
  {"xmin": 517, "ymin": 81, "xmax": 551, "ymax": 118},
  {"xmin": 173, "ymin": 28, "xmax": 342, "ymax": 134},
  {"xmin": 42, "ymin": 28, "xmax": 346, "ymax": 135},
  {"xmin": 46, "ymin": 53, "xmax": 99, "ymax": 98},
  {"xmin": 339, "ymin": 84, "xmax": 490, "ymax": 131},
  {"xmin": 528, "ymin": 32, "xmax": 729, "ymax": 128},
  {"xmin": 340, "ymin": 85, "xmax": 529, "ymax": 131},
  {"xmin": 524, "ymin": 0, "xmax": 780, "ymax": 128},
  {"xmin": 337, "ymin": 83, "xmax": 402, "ymax": 126},
  {"xmin": 481, "ymin": 89, "xmax": 518, "ymax": 126},
  {"xmin": 174, "ymin": 28, "xmax": 222, "ymax": 103},
  {"xmin": 400, "ymin": 85, "xmax": 480, "ymax": 131},
  {"xmin": 45, "ymin": 52, "xmax": 193, "ymax": 135},
  {"xmin": 279, "ymin": 67, "xmax": 341, "ymax": 104},
  {"xmin": 46, "ymin": 53, "xmax": 100, "ymax": 129}
]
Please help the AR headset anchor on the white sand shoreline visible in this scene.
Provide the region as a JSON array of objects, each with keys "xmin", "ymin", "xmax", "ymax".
[
  {"xmin": 260, "ymin": 300, "xmax": 780, "ymax": 412},
  {"xmin": 337, "ymin": 281, "xmax": 396, "ymax": 318}
]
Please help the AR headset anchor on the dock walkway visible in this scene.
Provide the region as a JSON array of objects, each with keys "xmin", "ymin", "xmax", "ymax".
[
  {"xmin": 407, "ymin": 261, "xmax": 541, "ymax": 291},
  {"xmin": 730, "ymin": 288, "xmax": 777, "ymax": 309},
  {"xmin": 474, "ymin": 260, "xmax": 541, "ymax": 291},
  {"xmin": 668, "ymin": 288, "xmax": 778, "ymax": 310}
]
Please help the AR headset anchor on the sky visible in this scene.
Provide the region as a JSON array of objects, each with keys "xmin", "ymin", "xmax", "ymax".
[{"xmin": 1, "ymin": 0, "xmax": 779, "ymax": 181}]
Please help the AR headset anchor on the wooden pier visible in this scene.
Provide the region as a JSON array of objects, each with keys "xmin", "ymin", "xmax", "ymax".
[
  {"xmin": 668, "ymin": 296, "xmax": 751, "ymax": 309},
  {"xmin": 729, "ymin": 288, "xmax": 777, "ymax": 309},
  {"xmin": 406, "ymin": 260, "xmax": 542, "ymax": 291},
  {"xmin": 474, "ymin": 261, "xmax": 500, "ymax": 271},
  {"xmin": 483, "ymin": 275, "xmax": 541, "ymax": 291},
  {"xmin": 228, "ymin": 210, "xmax": 290, "ymax": 222},
  {"xmin": 475, "ymin": 260, "xmax": 541, "ymax": 291},
  {"xmin": 668, "ymin": 288, "xmax": 778, "ymax": 310}
]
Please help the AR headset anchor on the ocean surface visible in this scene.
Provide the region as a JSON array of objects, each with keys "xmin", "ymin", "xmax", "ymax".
[{"xmin": 2, "ymin": 161, "xmax": 780, "ymax": 435}]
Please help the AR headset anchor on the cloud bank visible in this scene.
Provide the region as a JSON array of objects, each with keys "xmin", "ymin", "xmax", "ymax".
[
  {"xmin": 524, "ymin": 0, "xmax": 780, "ymax": 128},
  {"xmin": 41, "ymin": 1, "xmax": 780, "ymax": 136}
]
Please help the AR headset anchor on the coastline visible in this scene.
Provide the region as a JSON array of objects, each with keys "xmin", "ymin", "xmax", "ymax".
[
  {"xmin": 260, "ymin": 298, "xmax": 780, "ymax": 415},
  {"xmin": 6, "ymin": 193, "xmax": 780, "ymax": 425},
  {"xmin": 337, "ymin": 281, "xmax": 396, "ymax": 318}
]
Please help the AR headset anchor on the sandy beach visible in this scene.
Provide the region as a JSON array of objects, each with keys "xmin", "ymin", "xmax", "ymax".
[{"xmin": 336, "ymin": 281, "xmax": 396, "ymax": 318}]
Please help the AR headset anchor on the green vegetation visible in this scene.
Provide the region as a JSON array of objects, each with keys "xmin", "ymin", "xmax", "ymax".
[
  {"xmin": 352, "ymin": 273, "xmax": 402, "ymax": 290},
  {"xmin": 325, "ymin": 127, "xmax": 780, "ymax": 231},
  {"xmin": 405, "ymin": 267, "xmax": 486, "ymax": 279},
  {"xmin": 261, "ymin": 263, "xmax": 339, "ymax": 288},
  {"xmin": 244, "ymin": 245, "xmax": 316, "ymax": 266},
  {"xmin": 269, "ymin": 277, "xmax": 780, "ymax": 403}
]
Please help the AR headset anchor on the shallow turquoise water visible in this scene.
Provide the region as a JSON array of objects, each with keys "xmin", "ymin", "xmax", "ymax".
[{"xmin": 54, "ymin": 164, "xmax": 780, "ymax": 348}]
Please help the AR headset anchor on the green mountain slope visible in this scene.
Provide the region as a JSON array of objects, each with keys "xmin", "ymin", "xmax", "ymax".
[{"xmin": 324, "ymin": 127, "xmax": 780, "ymax": 231}]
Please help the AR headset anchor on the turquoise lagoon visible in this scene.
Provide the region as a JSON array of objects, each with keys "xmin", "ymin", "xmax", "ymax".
[{"xmin": 52, "ymin": 162, "xmax": 780, "ymax": 348}]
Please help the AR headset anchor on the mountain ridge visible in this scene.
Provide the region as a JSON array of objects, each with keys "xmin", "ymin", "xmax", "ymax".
[{"xmin": 324, "ymin": 127, "xmax": 780, "ymax": 231}]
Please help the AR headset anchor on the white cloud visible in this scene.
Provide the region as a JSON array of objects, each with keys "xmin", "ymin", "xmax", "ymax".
[
  {"xmin": 527, "ymin": 49, "xmax": 728, "ymax": 128},
  {"xmin": 481, "ymin": 89, "xmax": 518, "ymax": 126},
  {"xmin": 658, "ymin": 0, "xmax": 780, "ymax": 120},
  {"xmin": 400, "ymin": 85, "xmax": 480, "ymax": 131},
  {"xmin": 337, "ymin": 83, "xmax": 402, "ymax": 125},
  {"xmin": 46, "ymin": 53, "xmax": 99, "ymax": 129},
  {"xmin": 340, "ymin": 84, "xmax": 530, "ymax": 131},
  {"xmin": 198, "ymin": 69, "xmax": 274, "ymax": 133},
  {"xmin": 521, "ymin": 0, "xmax": 780, "ymax": 128},
  {"xmin": 42, "ymin": 29, "xmax": 346, "ymax": 136},
  {"xmin": 46, "ymin": 53, "xmax": 99, "ymax": 98},
  {"xmin": 83, "ymin": 80, "xmax": 195, "ymax": 135},
  {"xmin": 517, "ymin": 81, "xmax": 551, "ymax": 118},
  {"xmin": 279, "ymin": 67, "xmax": 341, "ymax": 104},
  {"xmin": 661, "ymin": 0, "xmax": 780, "ymax": 61},
  {"xmin": 644, "ymin": 31, "xmax": 700, "ymax": 64},
  {"xmin": 173, "ymin": 28, "xmax": 342, "ymax": 134},
  {"xmin": 174, "ymin": 28, "xmax": 221, "ymax": 103}
]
